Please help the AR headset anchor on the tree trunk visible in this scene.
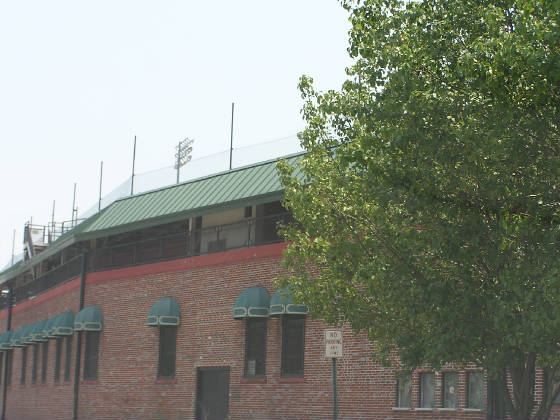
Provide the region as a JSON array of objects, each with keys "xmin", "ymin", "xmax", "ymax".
[{"xmin": 498, "ymin": 355, "xmax": 560, "ymax": 420}]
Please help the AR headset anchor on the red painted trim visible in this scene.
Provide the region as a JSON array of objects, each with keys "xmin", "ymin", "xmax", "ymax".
[
  {"xmin": 155, "ymin": 378, "xmax": 177, "ymax": 385},
  {"xmin": 277, "ymin": 377, "xmax": 305, "ymax": 383},
  {"xmin": 0, "ymin": 242, "xmax": 287, "ymax": 320},
  {"xmin": 240, "ymin": 377, "xmax": 267, "ymax": 384},
  {"xmin": 86, "ymin": 242, "xmax": 287, "ymax": 287},
  {"xmin": 0, "ymin": 277, "xmax": 81, "ymax": 320}
]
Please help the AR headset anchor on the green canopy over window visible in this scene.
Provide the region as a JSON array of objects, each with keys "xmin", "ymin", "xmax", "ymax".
[
  {"xmin": 233, "ymin": 286, "xmax": 270, "ymax": 319},
  {"xmin": 43, "ymin": 316, "xmax": 59, "ymax": 339},
  {"xmin": 29, "ymin": 319, "xmax": 48, "ymax": 342},
  {"xmin": 148, "ymin": 297, "xmax": 181, "ymax": 326},
  {"xmin": 11, "ymin": 326, "xmax": 28, "ymax": 347},
  {"xmin": 44, "ymin": 311, "xmax": 75, "ymax": 337},
  {"xmin": 21, "ymin": 322, "xmax": 36, "ymax": 345},
  {"xmin": 74, "ymin": 306, "xmax": 103, "ymax": 331},
  {"xmin": 269, "ymin": 287, "xmax": 309, "ymax": 316},
  {"xmin": 0, "ymin": 331, "xmax": 13, "ymax": 351}
]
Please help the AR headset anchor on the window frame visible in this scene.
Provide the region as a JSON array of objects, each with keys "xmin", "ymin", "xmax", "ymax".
[
  {"xmin": 31, "ymin": 344, "xmax": 38, "ymax": 384},
  {"xmin": 64, "ymin": 335, "xmax": 72, "ymax": 382},
  {"xmin": 83, "ymin": 331, "xmax": 100, "ymax": 381},
  {"xmin": 54, "ymin": 337, "xmax": 63, "ymax": 382},
  {"xmin": 442, "ymin": 371, "xmax": 459, "ymax": 409},
  {"xmin": 280, "ymin": 315, "xmax": 305, "ymax": 377},
  {"xmin": 419, "ymin": 372, "xmax": 435, "ymax": 408},
  {"xmin": 157, "ymin": 325, "xmax": 177, "ymax": 379},
  {"xmin": 396, "ymin": 373, "xmax": 412, "ymax": 408},
  {"xmin": 20, "ymin": 347, "xmax": 27, "ymax": 385},
  {"xmin": 244, "ymin": 318, "xmax": 267, "ymax": 378},
  {"xmin": 41, "ymin": 341, "xmax": 49, "ymax": 384},
  {"xmin": 467, "ymin": 371, "xmax": 484, "ymax": 409},
  {"xmin": 6, "ymin": 350, "xmax": 12, "ymax": 387}
]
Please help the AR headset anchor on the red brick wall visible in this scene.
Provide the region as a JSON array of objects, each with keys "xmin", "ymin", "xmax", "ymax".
[{"xmin": 0, "ymin": 243, "xmax": 557, "ymax": 419}]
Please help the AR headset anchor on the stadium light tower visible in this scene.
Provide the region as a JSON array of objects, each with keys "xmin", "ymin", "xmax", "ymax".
[{"xmin": 174, "ymin": 138, "xmax": 194, "ymax": 184}]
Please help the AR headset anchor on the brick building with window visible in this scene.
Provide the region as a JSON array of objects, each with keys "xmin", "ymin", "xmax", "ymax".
[{"xmin": 0, "ymin": 153, "xmax": 556, "ymax": 419}]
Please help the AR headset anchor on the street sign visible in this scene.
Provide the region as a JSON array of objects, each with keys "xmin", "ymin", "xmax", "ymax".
[{"xmin": 325, "ymin": 330, "xmax": 342, "ymax": 358}]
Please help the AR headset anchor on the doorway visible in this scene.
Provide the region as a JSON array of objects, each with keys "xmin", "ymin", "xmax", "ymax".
[{"xmin": 196, "ymin": 367, "xmax": 230, "ymax": 420}]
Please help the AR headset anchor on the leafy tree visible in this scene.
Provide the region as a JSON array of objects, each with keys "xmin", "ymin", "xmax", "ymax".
[{"xmin": 278, "ymin": 0, "xmax": 560, "ymax": 419}]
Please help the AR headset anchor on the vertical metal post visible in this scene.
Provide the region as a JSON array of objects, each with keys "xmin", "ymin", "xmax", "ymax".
[
  {"xmin": 229, "ymin": 102, "xmax": 234, "ymax": 170},
  {"xmin": 50, "ymin": 200, "xmax": 56, "ymax": 242},
  {"xmin": 72, "ymin": 253, "xmax": 87, "ymax": 420},
  {"xmin": 10, "ymin": 230, "xmax": 15, "ymax": 265},
  {"xmin": 98, "ymin": 162, "xmax": 103, "ymax": 212},
  {"xmin": 176, "ymin": 141, "xmax": 181, "ymax": 184},
  {"xmin": 1, "ymin": 285, "xmax": 13, "ymax": 420},
  {"xmin": 72, "ymin": 183, "xmax": 77, "ymax": 226},
  {"xmin": 131, "ymin": 136, "xmax": 137, "ymax": 196},
  {"xmin": 332, "ymin": 358, "xmax": 339, "ymax": 420}
]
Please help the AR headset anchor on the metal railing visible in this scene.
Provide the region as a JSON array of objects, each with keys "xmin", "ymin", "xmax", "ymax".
[
  {"xmin": 4, "ymin": 213, "xmax": 289, "ymax": 310},
  {"xmin": 88, "ymin": 212, "xmax": 289, "ymax": 272}
]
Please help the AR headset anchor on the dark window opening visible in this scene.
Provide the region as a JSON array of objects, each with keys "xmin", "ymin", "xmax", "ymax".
[
  {"xmin": 0, "ymin": 353, "xmax": 3, "ymax": 387},
  {"xmin": 244, "ymin": 318, "xmax": 266, "ymax": 377},
  {"xmin": 397, "ymin": 373, "xmax": 412, "ymax": 408},
  {"xmin": 419, "ymin": 372, "xmax": 435, "ymax": 408},
  {"xmin": 255, "ymin": 201, "xmax": 286, "ymax": 244},
  {"xmin": 64, "ymin": 335, "xmax": 72, "ymax": 382},
  {"xmin": 443, "ymin": 372, "xmax": 459, "ymax": 408},
  {"xmin": 32, "ymin": 344, "xmax": 38, "ymax": 384},
  {"xmin": 54, "ymin": 338, "xmax": 63, "ymax": 382},
  {"xmin": 281, "ymin": 315, "xmax": 305, "ymax": 377},
  {"xmin": 41, "ymin": 341, "xmax": 49, "ymax": 384},
  {"xmin": 84, "ymin": 331, "xmax": 99, "ymax": 381},
  {"xmin": 6, "ymin": 351, "xmax": 12, "ymax": 386},
  {"xmin": 244, "ymin": 206, "xmax": 253, "ymax": 218},
  {"xmin": 468, "ymin": 372, "xmax": 484, "ymax": 409},
  {"xmin": 20, "ymin": 347, "xmax": 27, "ymax": 385},
  {"xmin": 158, "ymin": 326, "xmax": 177, "ymax": 379}
]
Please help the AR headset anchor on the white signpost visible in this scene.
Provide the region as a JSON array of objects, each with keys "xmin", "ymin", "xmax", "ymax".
[{"xmin": 325, "ymin": 330, "xmax": 342, "ymax": 419}]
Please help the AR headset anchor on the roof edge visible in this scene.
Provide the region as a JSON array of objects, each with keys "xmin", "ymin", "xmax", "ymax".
[{"xmin": 109, "ymin": 151, "xmax": 304, "ymax": 205}]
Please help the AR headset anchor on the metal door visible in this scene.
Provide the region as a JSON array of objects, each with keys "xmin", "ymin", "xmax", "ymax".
[{"xmin": 196, "ymin": 367, "xmax": 230, "ymax": 420}]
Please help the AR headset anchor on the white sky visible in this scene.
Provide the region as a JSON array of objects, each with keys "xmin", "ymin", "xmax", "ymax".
[{"xmin": 0, "ymin": 1, "xmax": 353, "ymax": 267}]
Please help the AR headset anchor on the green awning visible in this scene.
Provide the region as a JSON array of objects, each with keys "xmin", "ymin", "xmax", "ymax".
[
  {"xmin": 43, "ymin": 316, "xmax": 58, "ymax": 339},
  {"xmin": 45, "ymin": 311, "xmax": 75, "ymax": 337},
  {"xmin": 233, "ymin": 286, "xmax": 270, "ymax": 319},
  {"xmin": 0, "ymin": 331, "xmax": 13, "ymax": 351},
  {"xmin": 11, "ymin": 327, "xmax": 28, "ymax": 347},
  {"xmin": 74, "ymin": 306, "xmax": 103, "ymax": 331},
  {"xmin": 269, "ymin": 287, "xmax": 309, "ymax": 316},
  {"xmin": 21, "ymin": 322, "xmax": 36, "ymax": 344},
  {"xmin": 30, "ymin": 319, "xmax": 48, "ymax": 342},
  {"xmin": 148, "ymin": 297, "xmax": 181, "ymax": 326}
]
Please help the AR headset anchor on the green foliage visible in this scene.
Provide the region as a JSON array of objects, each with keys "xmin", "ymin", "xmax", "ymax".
[{"xmin": 278, "ymin": 1, "xmax": 560, "ymax": 418}]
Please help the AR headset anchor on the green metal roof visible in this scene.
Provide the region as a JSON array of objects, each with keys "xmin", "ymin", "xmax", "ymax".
[
  {"xmin": 78, "ymin": 153, "xmax": 303, "ymax": 239},
  {"xmin": 0, "ymin": 153, "xmax": 304, "ymax": 284},
  {"xmin": 233, "ymin": 286, "xmax": 271, "ymax": 319},
  {"xmin": 74, "ymin": 306, "xmax": 103, "ymax": 331},
  {"xmin": 148, "ymin": 297, "xmax": 181, "ymax": 326}
]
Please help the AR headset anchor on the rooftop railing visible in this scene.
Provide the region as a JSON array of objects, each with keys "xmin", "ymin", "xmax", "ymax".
[{"xmin": 2, "ymin": 212, "xmax": 289, "ymax": 310}]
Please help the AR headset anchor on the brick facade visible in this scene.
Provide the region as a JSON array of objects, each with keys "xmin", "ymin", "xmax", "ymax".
[{"xmin": 0, "ymin": 242, "xmax": 558, "ymax": 419}]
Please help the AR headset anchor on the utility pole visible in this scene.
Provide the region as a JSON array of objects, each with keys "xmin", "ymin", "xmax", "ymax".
[{"xmin": 174, "ymin": 138, "xmax": 194, "ymax": 184}]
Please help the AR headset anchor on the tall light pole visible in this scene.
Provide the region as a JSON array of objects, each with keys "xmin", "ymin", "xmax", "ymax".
[{"xmin": 174, "ymin": 138, "xmax": 194, "ymax": 184}]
